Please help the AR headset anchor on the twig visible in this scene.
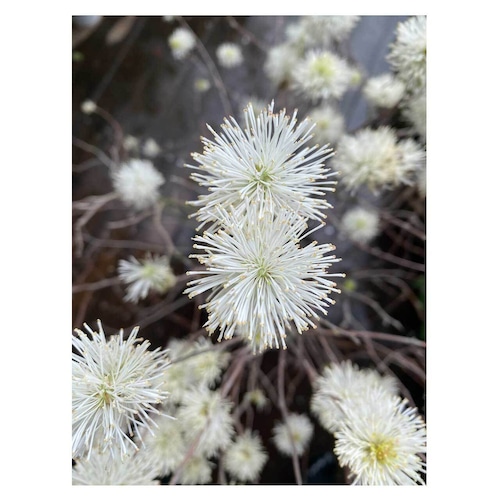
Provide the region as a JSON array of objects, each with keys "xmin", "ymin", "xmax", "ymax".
[{"xmin": 277, "ymin": 350, "xmax": 303, "ymax": 485}]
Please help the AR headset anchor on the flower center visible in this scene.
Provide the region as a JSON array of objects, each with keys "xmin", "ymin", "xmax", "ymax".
[
  {"xmin": 312, "ymin": 55, "xmax": 335, "ymax": 79},
  {"xmin": 367, "ymin": 438, "xmax": 397, "ymax": 465}
]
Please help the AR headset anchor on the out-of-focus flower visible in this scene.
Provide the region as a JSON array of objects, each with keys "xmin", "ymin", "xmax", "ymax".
[
  {"xmin": 118, "ymin": 254, "xmax": 176, "ymax": 303},
  {"xmin": 416, "ymin": 166, "xmax": 426, "ymax": 198},
  {"xmin": 168, "ymin": 27, "xmax": 196, "ymax": 60},
  {"xmin": 388, "ymin": 16, "xmax": 426, "ymax": 93},
  {"xmin": 142, "ymin": 138, "xmax": 161, "ymax": 158},
  {"xmin": 264, "ymin": 43, "xmax": 300, "ymax": 87},
  {"xmin": 310, "ymin": 360, "xmax": 399, "ymax": 434},
  {"xmin": 272, "ymin": 413, "xmax": 313, "ymax": 457},
  {"xmin": 81, "ymin": 99, "xmax": 97, "ymax": 115},
  {"xmin": 177, "ymin": 388, "xmax": 235, "ymax": 457},
  {"xmin": 340, "ymin": 206, "xmax": 380, "ymax": 244},
  {"xmin": 141, "ymin": 407, "xmax": 188, "ymax": 477},
  {"xmin": 223, "ymin": 431, "xmax": 268, "ymax": 483},
  {"xmin": 194, "ymin": 77, "xmax": 211, "ymax": 93},
  {"xmin": 72, "ymin": 445, "xmax": 162, "ymax": 485},
  {"xmin": 402, "ymin": 92, "xmax": 426, "ymax": 142},
  {"xmin": 123, "ymin": 134, "xmax": 139, "ymax": 152},
  {"xmin": 72, "ymin": 320, "xmax": 170, "ymax": 460},
  {"xmin": 243, "ymin": 389, "xmax": 269, "ymax": 411},
  {"xmin": 308, "ymin": 105, "xmax": 345, "ymax": 145},
  {"xmin": 334, "ymin": 126, "xmax": 426, "ymax": 193},
  {"xmin": 216, "ymin": 42, "xmax": 243, "ymax": 68},
  {"xmin": 363, "ymin": 73, "xmax": 406, "ymax": 109},
  {"xmin": 299, "ymin": 16, "xmax": 361, "ymax": 46},
  {"xmin": 178, "ymin": 454, "xmax": 215, "ymax": 485},
  {"xmin": 185, "ymin": 206, "xmax": 343, "ymax": 352},
  {"xmin": 187, "ymin": 101, "xmax": 336, "ymax": 227},
  {"xmin": 73, "ymin": 16, "xmax": 102, "ymax": 28},
  {"xmin": 112, "ymin": 158, "xmax": 165, "ymax": 210},
  {"xmin": 292, "ymin": 50, "xmax": 353, "ymax": 102},
  {"xmin": 334, "ymin": 388, "xmax": 426, "ymax": 485}
]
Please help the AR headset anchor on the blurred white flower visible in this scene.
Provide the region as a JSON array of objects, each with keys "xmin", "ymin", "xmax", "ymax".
[
  {"xmin": 178, "ymin": 454, "xmax": 215, "ymax": 485},
  {"xmin": 388, "ymin": 16, "xmax": 426, "ymax": 93},
  {"xmin": 141, "ymin": 407, "xmax": 188, "ymax": 477},
  {"xmin": 118, "ymin": 254, "xmax": 176, "ymax": 303},
  {"xmin": 216, "ymin": 42, "xmax": 243, "ymax": 68},
  {"xmin": 162, "ymin": 337, "xmax": 230, "ymax": 402},
  {"xmin": 299, "ymin": 15, "xmax": 360, "ymax": 46},
  {"xmin": 185, "ymin": 206, "xmax": 343, "ymax": 351},
  {"xmin": 194, "ymin": 77, "xmax": 211, "ymax": 93},
  {"xmin": 264, "ymin": 43, "xmax": 299, "ymax": 86},
  {"xmin": 177, "ymin": 388, "xmax": 235, "ymax": 457},
  {"xmin": 292, "ymin": 50, "xmax": 353, "ymax": 102},
  {"xmin": 334, "ymin": 388, "xmax": 426, "ymax": 485},
  {"xmin": 402, "ymin": 91, "xmax": 426, "ymax": 141},
  {"xmin": 72, "ymin": 445, "xmax": 161, "ymax": 485},
  {"xmin": 416, "ymin": 165, "xmax": 426, "ymax": 198},
  {"xmin": 187, "ymin": 101, "xmax": 336, "ymax": 227},
  {"xmin": 72, "ymin": 320, "xmax": 170, "ymax": 460},
  {"xmin": 363, "ymin": 73, "xmax": 406, "ymax": 109},
  {"xmin": 142, "ymin": 137, "xmax": 161, "ymax": 158},
  {"xmin": 334, "ymin": 126, "xmax": 425, "ymax": 193},
  {"xmin": 341, "ymin": 206, "xmax": 380, "ymax": 244},
  {"xmin": 81, "ymin": 99, "xmax": 97, "ymax": 114},
  {"xmin": 310, "ymin": 360, "xmax": 399, "ymax": 434},
  {"xmin": 272, "ymin": 413, "xmax": 313, "ymax": 457},
  {"xmin": 223, "ymin": 431, "xmax": 268, "ymax": 483},
  {"xmin": 308, "ymin": 105, "xmax": 345, "ymax": 145},
  {"xmin": 243, "ymin": 389, "xmax": 269, "ymax": 411},
  {"xmin": 112, "ymin": 158, "xmax": 165, "ymax": 210},
  {"xmin": 123, "ymin": 134, "xmax": 139, "ymax": 152},
  {"xmin": 168, "ymin": 27, "xmax": 196, "ymax": 60}
]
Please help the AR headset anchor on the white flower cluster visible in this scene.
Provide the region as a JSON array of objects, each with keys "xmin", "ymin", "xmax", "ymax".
[
  {"xmin": 118, "ymin": 253, "xmax": 176, "ymax": 303},
  {"xmin": 311, "ymin": 361, "xmax": 426, "ymax": 485},
  {"xmin": 363, "ymin": 73, "xmax": 406, "ymax": 109},
  {"xmin": 264, "ymin": 16, "xmax": 360, "ymax": 103},
  {"xmin": 72, "ymin": 320, "xmax": 170, "ymax": 462},
  {"xmin": 272, "ymin": 413, "xmax": 314, "ymax": 457},
  {"xmin": 216, "ymin": 42, "xmax": 243, "ymax": 68},
  {"xmin": 340, "ymin": 206, "xmax": 380, "ymax": 244},
  {"xmin": 139, "ymin": 336, "xmax": 267, "ymax": 484},
  {"xmin": 168, "ymin": 27, "xmax": 196, "ymax": 60},
  {"xmin": 185, "ymin": 102, "xmax": 344, "ymax": 353},
  {"xmin": 333, "ymin": 126, "xmax": 426, "ymax": 193},
  {"xmin": 112, "ymin": 158, "xmax": 165, "ymax": 210}
]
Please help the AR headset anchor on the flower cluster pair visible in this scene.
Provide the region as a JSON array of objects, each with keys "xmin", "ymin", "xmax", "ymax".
[{"xmin": 184, "ymin": 101, "xmax": 345, "ymax": 353}]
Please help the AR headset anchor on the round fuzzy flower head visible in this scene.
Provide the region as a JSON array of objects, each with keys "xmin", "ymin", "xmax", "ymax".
[
  {"xmin": 72, "ymin": 320, "xmax": 170, "ymax": 460},
  {"xmin": 334, "ymin": 388, "xmax": 427, "ymax": 485},
  {"xmin": 292, "ymin": 50, "xmax": 353, "ymax": 102},
  {"xmin": 388, "ymin": 16, "xmax": 427, "ymax": 93},
  {"xmin": 216, "ymin": 42, "xmax": 243, "ymax": 68},
  {"xmin": 308, "ymin": 105, "xmax": 345, "ymax": 146},
  {"xmin": 72, "ymin": 444, "xmax": 161, "ymax": 485},
  {"xmin": 272, "ymin": 413, "xmax": 313, "ymax": 457},
  {"xmin": 264, "ymin": 43, "xmax": 300, "ymax": 87},
  {"xmin": 118, "ymin": 254, "xmax": 176, "ymax": 303},
  {"xmin": 402, "ymin": 91, "xmax": 427, "ymax": 142},
  {"xmin": 185, "ymin": 205, "xmax": 344, "ymax": 352},
  {"xmin": 223, "ymin": 430, "xmax": 268, "ymax": 483},
  {"xmin": 168, "ymin": 27, "xmax": 196, "ymax": 60},
  {"xmin": 363, "ymin": 73, "xmax": 406, "ymax": 109},
  {"xmin": 177, "ymin": 388, "xmax": 235, "ymax": 457},
  {"xmin": 334, "ymin": 126, "xmax": 425, "ymax": 193},
  {"xmin": 310, "ymin": 360, "xmax": 399, "ymax": 434},
  {"xmin": 112, "ymin": 159, "xmax": 165, "ymax": 210},
  {"xmin": 187, "ymin": 101, "xmax": 337, "ymax": 228},
  {"xmin": 341, "ymin": 206, "xmax": 380, "ymax": 245}
]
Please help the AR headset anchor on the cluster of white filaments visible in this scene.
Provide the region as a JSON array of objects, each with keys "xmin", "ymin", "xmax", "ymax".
[
  {"xmin": 72, "ymin": 320, "xmax": 170, "ymax": 460},
  {"xmin": 334, "ymin": 388, "xmax": 427, "ymax": 485},
  {"xmin": 187, "ymin": 101, "xmax": 337, "ymax": 228},
  {"xmin": 186, "ymin": 102, "xmax": 343, "ymax": 352},
  {"xmin": 185, "ymin": 206, "xmax": 343, "ymax": 352}
]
